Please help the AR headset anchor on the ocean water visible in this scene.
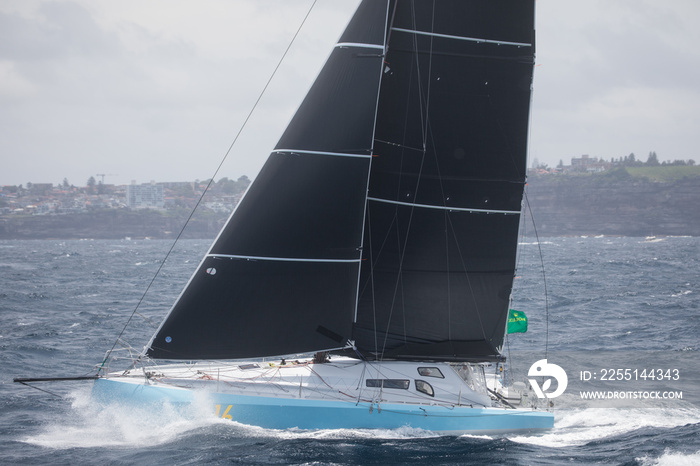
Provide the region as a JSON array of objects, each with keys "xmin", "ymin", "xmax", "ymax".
[{"xmin": 1, "ymin": 237, "xmax": 699, "ymax": 465}]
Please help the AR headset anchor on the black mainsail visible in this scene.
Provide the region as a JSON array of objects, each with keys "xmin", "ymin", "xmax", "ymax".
[
  {"xmin": 146, "ymin": 0, "xmax": 535, "ymax": 362},
  {"xmin": 354, "ymin": 1, "xmax": 535, "ymax": 361}
]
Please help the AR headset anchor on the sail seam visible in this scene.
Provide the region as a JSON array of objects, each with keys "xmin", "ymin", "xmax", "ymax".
[
  {"xmin": 207, "ymin": 254, "xmax": 361, "ymax": 263},
  {"xmin": 272, "ymin": 149, "xmax": 371, "ymax": 159},
  {"xmin": 392, "ymin": 27, "xmax": 531, "ymax": 47},
  {"xmin": 367, "ymin": 197, "xmax": 520, "ymax": 214},
  {"xmin": 336, "ymin": 42, "xmax": 384, "ymax": 50}
]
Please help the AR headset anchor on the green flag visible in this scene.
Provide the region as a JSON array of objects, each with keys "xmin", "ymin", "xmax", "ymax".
[{"xmin": 507, "ymin": 309, "xmax": 527, "ymax": 334}]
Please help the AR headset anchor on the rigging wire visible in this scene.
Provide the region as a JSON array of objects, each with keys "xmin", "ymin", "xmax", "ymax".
[
  {"xmin": 504, "ymin": 191, "xmax": 530, "ymax": 381},
  {"xmin": 98, "ymin": 0, "xmax": 320, "ymax": 374},
  {"xmin": 524, "ymin": 190, "xmax": 550, "ymax": 359},
  {"xmin": 379, "ymin": 0, "xmax": 435, "ymax": 358},
  {"xmin": 364, "ymin": 0, "xmax": 396, "ymax": 360},
  {"xmin": 415, "ymin": 7, "xmax": 493, "ymax": 351}
]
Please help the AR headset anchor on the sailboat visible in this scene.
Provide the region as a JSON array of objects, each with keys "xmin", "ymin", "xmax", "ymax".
[{"xmin": 92, "ymin": 0, "xmax": 553, "ymax": 434}]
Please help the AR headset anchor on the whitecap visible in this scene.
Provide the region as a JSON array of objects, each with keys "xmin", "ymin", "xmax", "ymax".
[
  {"xmin": 22, "ymin": 387, "xmax": 220, "ymax": 449},
  {"xmin": 22, "ymin": 387, "xmax": 440, "ymax": 449},
  {"xmin": 638, "ymin": 448, "xmax": 700, "ymax": 466},
  {"xmin": 508, "ymin": 405, "xmax": 700, "ymax": 448}
]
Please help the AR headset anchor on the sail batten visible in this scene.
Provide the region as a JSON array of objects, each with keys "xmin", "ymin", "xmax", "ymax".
[
  {"xmin": 367, "ymin": 197, "xmax": 521, "ymax": 215},
  {"xmin": 391, "ymin": 27, "xmax": 532, "ymax": 48},
  {"xmin": 335, "ymin": 42, "xmax": 385, "ymax": 51},
  {"xmin": 208, "ymin": 254, "xmax": 362, "ymax": 263},
  {"xmin": 272, "ymin": 149, "xmax": 372, "ymax": 159}
]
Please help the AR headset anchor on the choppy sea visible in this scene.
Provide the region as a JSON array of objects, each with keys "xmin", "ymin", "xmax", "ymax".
[{"xmin": 1, "ymin": 236, "xmax": 699, "ymax": 465}]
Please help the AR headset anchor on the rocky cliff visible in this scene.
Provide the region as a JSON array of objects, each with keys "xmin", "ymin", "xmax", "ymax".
[{"xmin": 526, "ymin": 170, "xmax": 700, "ymax": 236}]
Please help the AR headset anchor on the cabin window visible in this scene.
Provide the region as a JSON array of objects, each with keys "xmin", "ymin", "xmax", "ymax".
[
  {"xmin": 415, "ymin": 379, "xmax": 434, "ymax": 397},
  {"xmin": 417, "ymin": 367, "xmax": 444, "ymax": 378},
  {"xmin": 365, "ymin": 379, "xmax": 410, "ymax": 390},
  {"xmin": 238, "ymin": 364, "xmax": 259, "ymax": 370}
]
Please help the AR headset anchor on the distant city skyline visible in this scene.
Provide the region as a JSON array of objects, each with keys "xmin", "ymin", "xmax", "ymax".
[
  {"xmin": 3, "ymin": 0, "xmax": 699, "ymax": 186},
  {"xmin": 7, "ymin": 151, "xmax": 697, "ymax": 188}
]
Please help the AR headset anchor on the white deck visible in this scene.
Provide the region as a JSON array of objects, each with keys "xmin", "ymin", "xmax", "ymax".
[{"xmin": 109, "ymin": 356, "xmax": 496, "ymax": 408}]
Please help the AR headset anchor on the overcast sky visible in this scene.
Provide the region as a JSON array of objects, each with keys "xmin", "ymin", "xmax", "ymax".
[{"xmin": 2, "ymin": 0, "xmax": 699, "ymax": 187}]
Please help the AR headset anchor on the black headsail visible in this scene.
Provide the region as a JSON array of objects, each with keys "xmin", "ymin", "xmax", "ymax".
[
  {"xmin": 146, "ymin": 0, "xmax": 535, "ymax": 363},
  {"xmin": 352, "ymin": 0, "xmax": 536, "ymax": 361},
  {"xmin": 146, "ymin": 1, "xmax": 390, "ymax": 359}
]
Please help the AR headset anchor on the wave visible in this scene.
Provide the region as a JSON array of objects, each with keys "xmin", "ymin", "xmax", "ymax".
[
  {"xmin": 638, "ymin": 449, "xmax": 700, "ymax": 466},
  {"xmin": 508, "ymin": 405, "xmax": 700, "ymax": 448},
  {"xmin": 22, "ymin": 387, "xmax": 219, "ymax": 449},
  {"xmin": 22, "ymin": 387, "xmax": 441, "ymax": 450}
]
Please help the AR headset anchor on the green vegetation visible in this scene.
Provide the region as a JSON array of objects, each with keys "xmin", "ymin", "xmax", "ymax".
[
  {"xmin": 533, "ymin": 165, "xmax": 700, "ymax": 184},
  {"xmin": 625, "ymin": 165, "xmax": 700, "ymax": 182}
]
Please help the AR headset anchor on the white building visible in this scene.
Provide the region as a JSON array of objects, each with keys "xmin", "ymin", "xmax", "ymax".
[{"xmin": 127, "ymin": 181, "xmax": 164, "ymax": 209}]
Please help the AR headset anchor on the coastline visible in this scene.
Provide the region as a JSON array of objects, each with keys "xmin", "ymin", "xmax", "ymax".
[{"xmin": 2, "ymin": 173, "xmax": 699, "ymax": 239}]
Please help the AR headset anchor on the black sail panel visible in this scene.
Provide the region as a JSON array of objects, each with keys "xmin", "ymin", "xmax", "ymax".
[
  {"xmin": 148, "ymin": 258, "xmax": 359, "ymax": 359},
  {"xmin": 147, "ymin": 1, "xmax": 388, "ymax": 360},
  {"xmin": 211, "ymin": 153, "xmax": 370, "ymax": 261},
  {"xmin": 353, "ymin": 0, "xmax": 535, "ymax": 360},
  {"xmin": 354, "ymin": 203, "xmax": 519, "ymax": 359}
]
